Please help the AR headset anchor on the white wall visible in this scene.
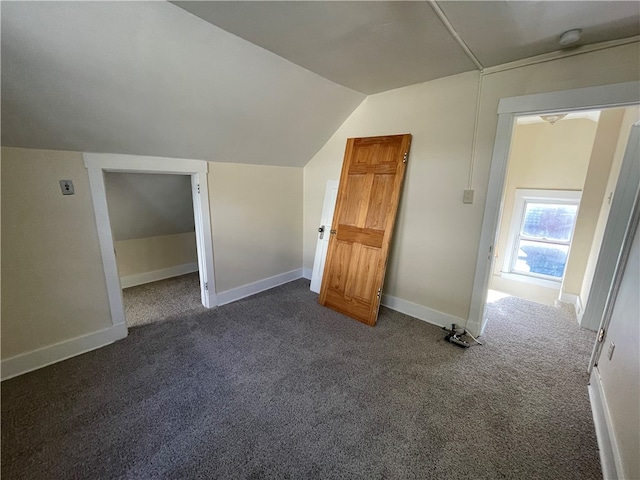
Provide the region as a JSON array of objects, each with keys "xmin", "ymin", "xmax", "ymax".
[
  {"xmin": 563, "ymin": 109, "xmax": 626, "ymax": 298},
  {"xmin": 581, "ymin": 107, "xmax": 640, "ymax": 306},
  {"xmin": 593, "ymin": 220, "xmax": 639, "ymax": 480},
  {"xmin": 303, "ymin": 42, "xmax": 640, "ymax": 324}
]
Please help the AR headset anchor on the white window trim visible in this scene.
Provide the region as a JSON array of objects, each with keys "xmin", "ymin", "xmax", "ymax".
[{"xmin": 501, "ymin": 188, "xmax": 581, "ymax": 288}]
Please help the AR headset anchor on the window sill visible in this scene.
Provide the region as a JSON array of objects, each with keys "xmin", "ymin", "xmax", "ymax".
[{"xmin": 499, "ymin": 272, "xmax": 562, "ymax": 289}]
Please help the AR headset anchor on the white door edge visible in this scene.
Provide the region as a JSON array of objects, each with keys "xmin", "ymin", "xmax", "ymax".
[{"xmin": 310, "ymin": 180, "xmax": 339, "ymax": 293}]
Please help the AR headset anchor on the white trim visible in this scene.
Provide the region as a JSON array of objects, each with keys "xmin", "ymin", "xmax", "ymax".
[
  {"xmin": 497, "ymin": 81, "xmax": 640, "ymax": 115},
  {"xmin": 559, "ymin": 292, "xmax": 578, "ymax": 304},
  {"xmin": 468, "ymin": 82, "xmax": 640, "ymax": 337},
  {"xmin": 120, "ymin": 262, "xmax": 199, "ymax": 289},
  {"xmin": 381, "ymin": 294, "xmax": 465, "ymax": 330},
  {"xmin": 589, "ymin": 368, "xmax": 623, "ymax": 480},
  {"xmin": 217, "ymin": 269, "xmax": 303, "ymax": 306},
  {"xmin": 84, "ymin": 153, "xmax": 217, "ymax": 333},
  {"xmin": 575, "ymin": 296, "xmax": 584, "ymax": 322},
  {"xmin": 483, "ymin": 37, "xmax": 640, "ymax": 77},
  {"xmin": 502, "ymin": 189, "xmax": 581, "ymax": 283},
  {"xmin": 1, "ymin": 323, "xmax": 128, "ymax": 381},
  {"xmin": 302, "ymin": 267, "xmax": 313, "ymax": 280},
  {"xmin": 499, "ymin": 272, "xmax": 561, "ymax": 289}
]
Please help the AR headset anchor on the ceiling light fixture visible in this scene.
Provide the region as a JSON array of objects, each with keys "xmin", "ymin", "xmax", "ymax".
[
  {"xmin": 559, "ymin": 29, "xmax": 582, "ymax": 47},
  {"xmin": 540, "ymin": 114, "xmax": 568, "ymax": 125}
]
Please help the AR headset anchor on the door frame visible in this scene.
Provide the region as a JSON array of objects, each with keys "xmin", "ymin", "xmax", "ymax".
[
  {"xmin": 310, "ymin": 179, "xmax": 339, "ymax": 293},
  {"xmin": 84, "ymin": 153, "xmax": 217, "ymax": 332},
  {"xmin": 588, "ymin": 124, "xmax": 640, "ymax": 373},
  {"xmin": 467, "ymin": 81, "xmax": 640, "ymax": 336}
]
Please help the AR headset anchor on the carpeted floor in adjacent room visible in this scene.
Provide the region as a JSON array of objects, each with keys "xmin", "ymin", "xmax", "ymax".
[{"xmin": 1, "ymin": 279, "xmax": 600, "ymax": 479}]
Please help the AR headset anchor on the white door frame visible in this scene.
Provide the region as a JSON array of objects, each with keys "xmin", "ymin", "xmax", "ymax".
[
  {"xmin": 84, "ymin": 153, "xmax": 217, "ymax": 331},
  {"xmin": 588, "ymin": 124, "xmax": 640, "ymax": 373},
  {"xmin": 310, "ymin": 180, "xmax": 339, "ymax": 293},
  {"xmin": 467, "ymin": 81, "xmax": 640, "ymax": 337}
]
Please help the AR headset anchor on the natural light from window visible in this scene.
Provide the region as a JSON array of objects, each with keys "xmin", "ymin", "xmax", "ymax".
[{"xmin": 503, "ymin": 189, "xmax": 581, "ymax": 286}]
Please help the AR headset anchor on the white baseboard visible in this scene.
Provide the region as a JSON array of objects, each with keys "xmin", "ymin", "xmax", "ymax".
[
  {"xmin": 575, "ymin": 296, "xmax": 584, "ymax": 322},
  {"xmin": 1, "ymin": 323, "xmax": 128, "ymax": 381},
  {"xmin": 559, "ymin": 292, "xmax": 578, "ymax": 304},
  {"xmin": 120, "ymin": 262, "xmax": 199, "ymax": 288},
  {"xmin": 217, "ymin": 268, "xmax": 303, "ymax": 306},
  {"xmin": 381, "ymin": 294, "xmax": 465, "ymax": 330},
  {"xmin": 559, "ymin": 292, "xmax": 584, "ymax": 322},
  {"xmin": 302, "ymin": 267, "xmax": 313, "ymax": 280},
  {"xmin": 589, "ymin": 368, "xmax": 622, "ymax": 480}
]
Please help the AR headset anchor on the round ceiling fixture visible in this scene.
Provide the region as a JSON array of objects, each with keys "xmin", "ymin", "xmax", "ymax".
[{"xmin": 559, "ymin": 29, "xmax": 582, "ymax": 47}]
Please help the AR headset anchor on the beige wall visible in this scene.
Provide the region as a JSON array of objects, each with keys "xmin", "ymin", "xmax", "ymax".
[
  {"xmin": 581, "ymin": 106, "xmax": 640, "ymax": 306},
  {"xmin": 114, "ymin": 232, "xmax": 197, "ymax": 278},
  {"xmin": 563, "ymin": 109, "xmax": 626, "ymax": 296},
  {"xmin": 304, "ymin": 71, "xmax": 480, "ymax": 318},
  {"xmin": 490, "ymin": 118, "xmax": 598, "ymax": 304},
  {"xmin": 1, "ymin": 149, "xmax": 303, "ymax": 361},
  {"xmin": 208, "ymin": 162, "xmax": 303, "ymax": 293},
  {"xmin": 303, "ymin": 42, "xmax": 640, "ymax": 321},
  {"xmin": 1, "ymin": 147, "xmax": 113, "ymax": 359}
]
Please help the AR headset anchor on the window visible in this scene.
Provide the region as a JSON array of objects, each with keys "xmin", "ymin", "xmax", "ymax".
[{"xmin": 502, "ymin": 189, "xmax": 581, "ymax": 286}]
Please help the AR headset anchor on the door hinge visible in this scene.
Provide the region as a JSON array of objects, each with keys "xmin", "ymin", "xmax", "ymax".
[
  {"xmin": 377, "ymin": 288, "xmax": 381, "ymax": 299},
  {"xmin": 205, "ymin": 282, "xmax": 208, "ymax": 291},
  {"xmin": 197, "ymin": 184, "xmax": 201, "ymax": 194},
  {"xmin": 403, "ymin": 152, "xmax": 408, "ymax": 163},
  {"xmin": 597, "ymin": 328, "xmax": 605, "ymax": 342}
]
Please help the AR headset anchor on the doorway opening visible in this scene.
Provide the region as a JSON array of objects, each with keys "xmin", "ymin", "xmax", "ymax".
[
  {"xmin": 467, "ymin": 81, "xmax": 640, "ymax": 338},
  {"xmin": 488, "ymin": 108, "xmax": 636, "ymax": 325},
  {"xmin": 104, "ymin": 172, "xmax": 205, "ymax": 328},
  {"xmin": 84, "ymin": 153, "xmax": 217, "ymax": 335}
]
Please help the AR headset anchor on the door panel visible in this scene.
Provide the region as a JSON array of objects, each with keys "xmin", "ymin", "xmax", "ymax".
[{"xmin": 319, "ymin": 134, "xmax": 411, "ymax": 326}]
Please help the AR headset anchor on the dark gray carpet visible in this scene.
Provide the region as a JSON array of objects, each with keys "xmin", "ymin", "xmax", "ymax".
[
  {"xmin": 1, "ymin": 280, "xmax": 600, "ymax": 479},
  {"xmin": 123, "ymin": 273, "xmax": 205, "ymax": 328}
]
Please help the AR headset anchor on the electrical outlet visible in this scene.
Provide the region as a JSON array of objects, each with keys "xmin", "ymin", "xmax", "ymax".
[
  {"xmin": 59, "ymin": 180, "xmax": 75, "ymax": 195},
  {"xmin": 463, "ymin": 189, "xmax": 474, "ymax": 204},
  {"xmin": 607, "ymin": 342, "xmax": 615, "ymax": 360}
]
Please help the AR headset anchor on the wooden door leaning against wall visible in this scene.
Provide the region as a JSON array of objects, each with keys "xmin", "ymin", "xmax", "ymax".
[{"xmin": 319, "ymin": 134, "xmax": 411, "ymax": 326}]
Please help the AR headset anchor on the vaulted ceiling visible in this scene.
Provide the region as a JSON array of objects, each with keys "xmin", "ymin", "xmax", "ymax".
[{"xmin": 2, "ymin": 1, "xmax": 639, "ymax": 166}]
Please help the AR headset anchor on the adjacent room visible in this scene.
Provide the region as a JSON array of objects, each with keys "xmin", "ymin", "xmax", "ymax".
[
  {"xmin": 2, "ymin": 2, "xmax": 639, "ymax": 479},
  {"xmin": 104, "ymin": 172, "xmax": 204, "ymax": 327},
  {"xmin": 486, "ymin": 106, "xmax": 638, "ymax": 322}
]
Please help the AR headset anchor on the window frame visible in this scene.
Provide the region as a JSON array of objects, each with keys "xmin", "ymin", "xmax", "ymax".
[{"xmin": 502, "ymin": 189, "xmax": 582, "ymax": 287}]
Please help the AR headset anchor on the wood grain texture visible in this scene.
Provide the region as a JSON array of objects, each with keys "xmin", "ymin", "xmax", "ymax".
[{"xmin": 319, "ymin": 134, "xmax": 411, "ymax": 326}]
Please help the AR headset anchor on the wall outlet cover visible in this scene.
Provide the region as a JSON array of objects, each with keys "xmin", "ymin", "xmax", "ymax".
[
  {"xmin": 60, "ymin": 180, "xmax": 75, "ymax": 195},
  {"xmin": 463, "ymin": 189, "xmax": 474, "ymax": 204}
]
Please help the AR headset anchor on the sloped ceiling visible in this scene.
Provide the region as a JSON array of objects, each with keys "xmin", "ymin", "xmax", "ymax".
[
  {"xmin": 172, "ymin": 1, "xmax": 478, "ymax": 94},
  {"xmin": 173, "ymin": 1, "xmax": 640, "ymax": 94},
  {"xmin": 2, "ymin": 1, "xmax": 639, "ymax": 165},
  {"xmin": 1, "ymin": 2, "xmax": 364, "ymax": 167}
]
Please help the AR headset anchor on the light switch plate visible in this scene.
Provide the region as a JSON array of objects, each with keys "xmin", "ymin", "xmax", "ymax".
[
  {"xmin": 60, "ymin": 180, "xmax": 75, "ymax": 195},
  {"xmin": 607, "ymin": 342, "xmax": 615, "ymax": 360},
  {"xmin": 463, "ymin": 189, "xmax": 474, "ymax": 204}
]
